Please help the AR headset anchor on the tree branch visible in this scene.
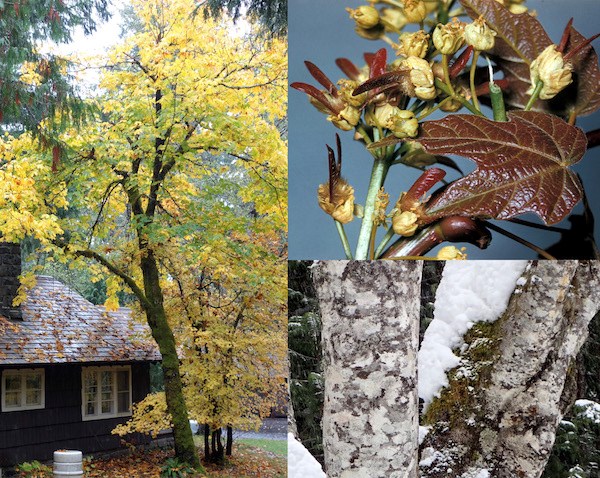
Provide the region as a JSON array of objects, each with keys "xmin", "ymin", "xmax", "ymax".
[{"xmin": 55, "ymin": 241, "xmax": 152, "ymax": 311}]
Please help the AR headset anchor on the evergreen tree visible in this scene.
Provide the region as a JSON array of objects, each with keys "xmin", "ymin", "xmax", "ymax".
[
  {"xmin": 202, "ymin": 0, "xmax": 287, "ymax": 36},
  {"xmin": 288, "ymin": 261, "xmax": 324, "ymax": 464},
  {"xmin": 0, "ymin": 0, "xmax": 110, "ymax": 136}
]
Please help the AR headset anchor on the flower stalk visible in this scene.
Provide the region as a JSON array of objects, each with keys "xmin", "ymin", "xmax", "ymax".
[{"xmin": 355, "ymin": 157, "xmax": 389, "ymax": 259}]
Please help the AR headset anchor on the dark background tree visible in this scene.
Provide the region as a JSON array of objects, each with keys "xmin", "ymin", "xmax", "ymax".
[
  {"xmin": 288, "ymin": 260, "xmax": 324, "ymax": 464},
  {"xmin": 0, "ymin": 0, "xmax": 110, "ymax": 137},
  {"xmin": 201, "ymin": 0, "xmax": 286, "ymax": 36}
]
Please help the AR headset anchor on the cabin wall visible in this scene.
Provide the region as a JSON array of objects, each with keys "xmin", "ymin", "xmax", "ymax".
[{"xmin": 0, "ymin": 362, "xmax": 151, "ymax": 467}]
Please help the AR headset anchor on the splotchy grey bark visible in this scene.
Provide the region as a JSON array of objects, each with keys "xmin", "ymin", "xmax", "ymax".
[
  {"xmin": 312, "ymin": 261, "xmax": 421, "ymax": 478},
  {"xmin": 421, "ymin": 261, "xmax": 600, "ymax": 478}
]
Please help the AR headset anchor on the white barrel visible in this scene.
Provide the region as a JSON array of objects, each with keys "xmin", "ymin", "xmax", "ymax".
[{"xmin": 53, "ymin": 450, "xmax": 83, "ymax": 478}]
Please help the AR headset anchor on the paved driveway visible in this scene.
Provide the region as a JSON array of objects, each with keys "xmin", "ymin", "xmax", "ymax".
[{"xmin": 233, "ymin": 417, "xmax": 287, "ymax": 440}]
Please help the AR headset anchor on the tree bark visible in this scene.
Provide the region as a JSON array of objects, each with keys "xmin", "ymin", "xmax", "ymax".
[
  {"xmin": 140, "ymin": 253, "xmax": 200, "ymax": 468},
  {"xmin": 312, "ymin": 261, "xmax": 421, "ymax": 478},
  {"xmin": 226, "ymin": 426, "xmax": 233, "ymax": 456},
  {"xmin": 421, "ymin": 261, "xmax": 600, "ymax": 478},
  {"xmin": 204, "ymin": 423, "xmax": 210, "ymax": 458}
]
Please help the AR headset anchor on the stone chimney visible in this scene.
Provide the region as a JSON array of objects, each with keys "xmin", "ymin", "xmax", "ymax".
[{"xmin": 0, "ymin": 242, "xmax": 22, "ymax": 319}]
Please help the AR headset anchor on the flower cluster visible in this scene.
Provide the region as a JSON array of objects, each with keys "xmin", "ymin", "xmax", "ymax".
[{"xmin": 292, "ymin": 0, "xmax": 597, "ymax": 260}]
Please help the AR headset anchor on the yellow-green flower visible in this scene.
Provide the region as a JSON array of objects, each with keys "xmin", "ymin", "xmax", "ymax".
[
  {"xmin": 392, "ymin": 210, "xmax": 419, "ymax": 236},
  {"xmin": 403, "ymin": 0, "xmax": 427, "ymax": 24},
  {"xmin": 347, "ymin": 5, "xmax": 380, "ymax": 29},
  {"xmin": 527, "ymin": 44, "xmax": 573, "ymax": 100},
  {"xmin": 464, "ymin": 16, "xmax": 496, "ymax": 51},
  {"xmin": 318, "ymin": 179, "xmax": 355, "ymax": 224},
  {"xmin": 392, "ymin": 109, "xmax": 419, "ymax": 139},
  {"xmin": 402, "ymin": 56, "xmax": 436, "ymax": 100},
  {"xmin": 433, "ymin": 18, "xmax": 466, "ymax": 55},
  {"xmin": 436, "ymin": 245, "xmax": 467, "ymax": 260},
  {"xmin": 396, "ymin": 30, "xmax": 430, "ymax": 58}
]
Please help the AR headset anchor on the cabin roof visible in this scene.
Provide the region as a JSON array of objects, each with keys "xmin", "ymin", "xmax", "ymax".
[{"xmin": 0, "ymin": 276, "xmax": 161, "ymax": 365}]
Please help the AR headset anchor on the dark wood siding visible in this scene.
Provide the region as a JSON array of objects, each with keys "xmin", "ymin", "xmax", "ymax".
[{"xmin": 0, "ymin": 362, "xmax": 153, "ymax": 467}]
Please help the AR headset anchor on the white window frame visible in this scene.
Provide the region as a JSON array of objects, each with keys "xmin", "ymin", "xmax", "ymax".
[
  {"xmin": 1, "ymin": 368, "xmax": 45, "ymax": 412},
  {"xmin": 81, "ymin": 365, "xmax": 132, "ymax": 421}
]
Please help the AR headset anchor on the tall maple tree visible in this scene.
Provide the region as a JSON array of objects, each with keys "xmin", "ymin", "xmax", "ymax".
[{"xmin": 1, "ymin": 0, "xmax": 286, "ymax": 468}]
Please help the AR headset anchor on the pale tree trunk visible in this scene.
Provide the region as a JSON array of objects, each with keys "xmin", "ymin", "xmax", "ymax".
[
  {"xmin": 312, "ymin": 261, "xmax": 421, "ymax": 478},
  {"xmin": 288, "ymin": 364, "xmax": 299, "ymax": 437},
  {"xmin": 421, "ymin": 260, "xmax": 600, "ymax": 478}
]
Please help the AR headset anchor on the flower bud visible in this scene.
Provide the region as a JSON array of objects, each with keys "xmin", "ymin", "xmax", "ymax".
[
  {"xmin": 402, "ymin": 142, "xmax": 437, "ymax": 167},
  {"xmin": 433, "ymin": 19, "xmax": 466, "ymax": 55},
  {"xmin": 494, "ymin": 0, "xmax": 528, "ymax": 14},
  {"xmin": 396, "ymin": 31, "xmax": 430, "ymax": 58},
  {"xmin": 392, "ymin": 210, "xmax": 419, "ymax": 236},
  {"xmin": 318, "ymin": 179, "xmax": 355, "ymax": 224},
  {"xmin": 355, "ymin": 23, "xmax": 386, "ymax": 41},
  {"xmin": 338, "ymin": 79, "xmax": 368, "ymax": 108},
  {"xmin": 380, "ymin": 7, "xmax": 408, "ymax": 31},
  {"xmin": 508, "ymin": 4, "xmax": 528, "ymax": 14},
  {"xmin": 308, "ymin": 95, "xmax": 334, "ymax": 115},
  {"xmin": 328, "ymin": 105, "xmax": 361, "ymax": 131},
  {"xmin": 464, "ymin": 16, "xmax": 496, "ymax": 51},
  {"xmin": 347, "ymin": 6, "xmax": 380, "ymax": 29},
  {"xmin": 366, "ymin": 103, "xmax": 403, "ymax": 129},
  {"xmin": 527, "ymin": 44, "xmax": 572, "ymax": 100},
  {"xmin": 403, "ymin": 0, "xmax": 427, "ymax": 24},
  {"xmin": 439, "ymin": 97, "xmax": 463, "ymax": 112},
  {"xmin": 436, "ymin": 245, "xmax": 467, "ymax": 260},
  {"xmin": 402, "ymin": 56, "xmax": 436, "ymax": 100},
  {"xmin": 392, "ymin": 109, "xmax": 419, "ymax": 139}
]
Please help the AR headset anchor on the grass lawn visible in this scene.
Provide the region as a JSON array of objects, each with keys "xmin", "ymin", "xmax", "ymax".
[{"xmin": 236, "ymin": 438, "xmax": 287, "ymax": 456}]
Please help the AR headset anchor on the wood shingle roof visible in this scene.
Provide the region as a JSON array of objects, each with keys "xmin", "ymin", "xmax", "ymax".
[{"xmin": 0, "ymin": 276, "xmax": 161, "ymax": 365}]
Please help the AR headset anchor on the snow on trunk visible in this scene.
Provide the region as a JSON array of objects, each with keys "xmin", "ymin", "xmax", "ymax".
[
  {"xmin": 419, "ymin": 261, "xmax": 527, "ymax": 409},
  {"xmin": 312, "ymin": 261, "xmax": 421, "ymax": 478},
  {"xmin": 421, "ymin": 261, "xmax": 600, "ymax": 478}
]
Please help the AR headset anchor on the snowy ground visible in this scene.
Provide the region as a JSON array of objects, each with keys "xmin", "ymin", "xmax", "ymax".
[{"xmin": 288, "ymin": 433, "xmax": 326, "ymax": 478}]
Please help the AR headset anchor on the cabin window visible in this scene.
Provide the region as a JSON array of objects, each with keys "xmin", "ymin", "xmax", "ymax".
[
  {"xmin": 1, "ymin": 368, "xmax": 45, "ymax": 411},
  {"xmin": 81, "ymin": 365, "xmax": 132, "ymax": 420}
]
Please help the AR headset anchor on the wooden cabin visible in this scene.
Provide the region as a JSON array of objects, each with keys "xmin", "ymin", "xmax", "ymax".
[{"xmin": 0, "ymin": 243, "xmax": 161, "ymax": 468}]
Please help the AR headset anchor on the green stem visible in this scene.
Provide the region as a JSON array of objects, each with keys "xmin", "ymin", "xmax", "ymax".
[
  {"xmin": 355, "ymin": 158, "xmax": 387, "ymax": 260},
  {"xmin": 417, "ymin": 96, "xmax": 454, "ymax": 121},
  {"xmin": 434, "ymin": 78, "xmax": 484, "ymax": 116},
  {"xmin": 335, "ymin": 220, "xmax": 353, "ymax": 259},
  {"xmin": 374, "ymin": 226, "xmax": 396, "ymax": 259},
  {"xmin": 489, "ymin": 82, "xmax": 507, "ymax": 121},
  {"xmin": 524, "ymin": 80, "xmax": 543, "ymax": 111},
  {"xmin": 442, "ymin": 54, "xmax": 456, "ymax": 97},
  {"xmin": 469, "ymin": 50, "xmax": 481, "ymax": 111},
  {"xmin": 356, "ymin": 124, "xmax": 373, "ymax": 145}
]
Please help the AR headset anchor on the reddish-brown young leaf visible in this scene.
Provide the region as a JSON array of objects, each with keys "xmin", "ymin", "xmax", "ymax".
[
  {"xmin": 336, "ymin": 57, "xmax": 362, "ymax": 80},
  {"xmin": 290, "ymin": 82, "xmax": 341, "ymax": 114},
  {"xmin": 353, "ymin": 70, "xmax": 409, "ymax": 96},
  {"xmin": 370, "ymin": 48, "xmax": 388, "ymax": 78},
  {"xmin": 556, "ymin": 27, "xmax": 600, "ymax": 116},
  {"xmin": 418, "ymin": 111, "xmax": 587, "ymax": 225},
  {"xmin": 304, "ymin": 61, "xmax": 338, "ymax": 96}
]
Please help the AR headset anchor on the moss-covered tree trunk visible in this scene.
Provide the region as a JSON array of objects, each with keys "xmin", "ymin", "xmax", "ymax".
[
  {"xmin": 421, "ymin": 261, "xmax": 600, "ymax": 478},
  {"xmin": 140, "ymin": 252, "xmax": 201, "ymax": 469},
  {"xmin": 312, "ymin": 261, "xmax": 422, "ymax": 478}
]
